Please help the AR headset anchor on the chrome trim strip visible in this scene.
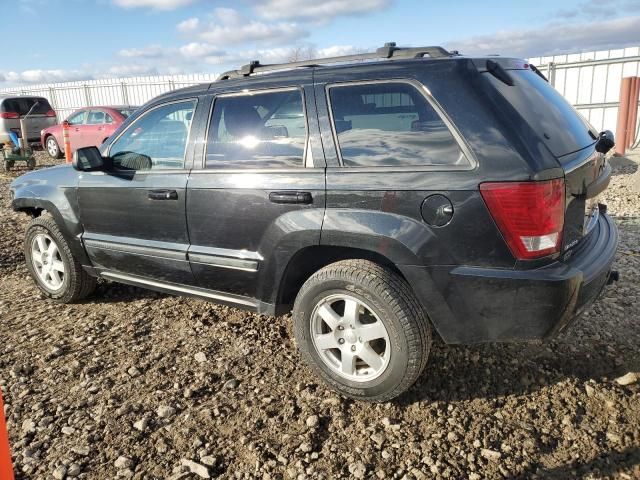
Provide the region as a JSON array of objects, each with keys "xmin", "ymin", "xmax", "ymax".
[
  {"xmin": 84, "ymin": 239, "xmax": 186, "ymax": 261},
  {"xmin": 100, "ymin": 271, "xmax": 257, "ymax": 308},
  {"xmin": 188, "ymin": 253, "xmax": 259, "ymax": 272}
]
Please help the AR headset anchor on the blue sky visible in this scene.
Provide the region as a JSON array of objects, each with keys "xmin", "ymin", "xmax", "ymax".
[{"xmin": 4, "ymin": 0, "xmax": 639, "ymax": 85}]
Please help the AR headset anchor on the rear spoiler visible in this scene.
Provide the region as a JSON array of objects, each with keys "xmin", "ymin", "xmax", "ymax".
[{"xmin": 472, "ymin": 57, "xmax": 548, "ymax": 85}]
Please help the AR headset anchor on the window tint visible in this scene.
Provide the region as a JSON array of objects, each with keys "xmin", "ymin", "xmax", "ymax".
[
  {"xmin": 206, "ymin": 90, "xmax": 306, "ymax": 169},
  {"xmin": 328, "ymin": 82, "xmax": 468, "ymax": 168},
  {"xmin": 1, "ymin": 97, "xmax": 52, "ymax": 115},
  {"xmin": 86, "ymin": 110, "xmax": 106, "ymax": 125},
  {"xmin": 105, "ymin": 113, "xmax": 114, "ymax": 124},
  {"xmin": 117, "ymin": 109, "xmax": 135, "ymax": 118},
  {"xmin": 109, "ymin": 100, "xmax": 195, "ymax": 171},
  {"xmin": 67, "ymin": 111, "xmax": 86, "ymax": 126}
]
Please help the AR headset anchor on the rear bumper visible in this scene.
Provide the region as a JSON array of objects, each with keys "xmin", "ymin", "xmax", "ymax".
[{"xmin": 401, "ymin": 212, "xmax": 618, "ymax": 344}]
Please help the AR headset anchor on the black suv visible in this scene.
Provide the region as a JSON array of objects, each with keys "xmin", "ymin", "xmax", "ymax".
[{"xmin": 10, "ymin": 44, "xmax": 618, "ymax": 401}]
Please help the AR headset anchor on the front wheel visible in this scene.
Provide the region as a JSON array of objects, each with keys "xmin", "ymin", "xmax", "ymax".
[
  {"xmin": 293, "ymin": 260, "xmax": 431, "ymax": 402},
  {"xmin": 24, "ymin": 216, "xmax": 96, "ymax": 303},
  {"xmin": 46, "ymin": 135, "xmax": 62, "ymax": 159}
]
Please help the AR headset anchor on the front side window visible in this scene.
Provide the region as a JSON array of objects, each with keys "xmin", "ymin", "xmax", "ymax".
[
  {"xmin": 328, "ymin": 82, "xmax": 468, "ymax": 168},
  {"xmin": 67, "ymin": 111, "xmax": 86, "ymax": 126},
  {"xmin": 205, "ymin": 89, "xmax": 306, "ymax": 169},
  {"xmin": 86, "ymin": 110, "xmax": 106, "ymax": 125},
  {"xmin": 109, "ymin": 100, "xmax": 195, "ymax": 171}
]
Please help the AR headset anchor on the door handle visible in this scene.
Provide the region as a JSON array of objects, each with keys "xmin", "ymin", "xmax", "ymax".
[
  {"xmin": 148, "ymin": 189, "xmax": 178, "ymax": 200},
  {"xmin": 269, "ymin": 191, "xmax": 313, "ymax": 204}
]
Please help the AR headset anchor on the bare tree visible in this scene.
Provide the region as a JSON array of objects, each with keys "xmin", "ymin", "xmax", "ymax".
[{"xmin": 287, "ymin": 46, "xmax": 318, "ymax": 63}]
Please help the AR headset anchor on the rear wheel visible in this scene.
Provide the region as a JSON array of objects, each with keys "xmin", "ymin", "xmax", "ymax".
[
  {"xmin": 46, "ymin": 135, "xmax": 62, "ymax": 159},
  {"xmin": 293, "ymin": 260, "xmax": 431, "ymax": 402},
  {"xmin": 24, "ymin": 216, "xmax": 96, "ymax": 303}
]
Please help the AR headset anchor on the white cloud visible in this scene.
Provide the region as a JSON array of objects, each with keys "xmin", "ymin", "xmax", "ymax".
[
  {"xmin": 112, "ymin": 0, "xmax": 197, "ymax": 10},
  {"xmin": 178, "ymin": 7, "xmax": 307, "ymax": 46},
  {"xmin": 447, "ymin": 16, "xmax": 640, "ymax": 59},
  {"xmin": 252, "ymin": 0, "xmax": 391, "ymax": 22},
  {"xmin": 118, "ymin": 45, "xmax": 166, "ymax": 58},
  {"xmin": 3, "ymin": 69, "xmax": 88, "ymax": 84}
]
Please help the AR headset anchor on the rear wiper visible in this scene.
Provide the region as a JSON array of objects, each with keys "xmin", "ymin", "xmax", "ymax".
[{"xmin": 529, "ymin": 64, "xmax": 548, "ymax": 82}]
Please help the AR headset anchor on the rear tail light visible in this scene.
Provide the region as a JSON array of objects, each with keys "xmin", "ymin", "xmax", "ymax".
[
  {"xmin": 480, "ymin": 179, "xmax": 565, "ymax": 260},
  {"xmin": 45, "ymin": 109, "xmax": 57, "ymax": 117},
  {"xmin": 0, "ymin": 112, "xmax": 20, "ymax": 119}
]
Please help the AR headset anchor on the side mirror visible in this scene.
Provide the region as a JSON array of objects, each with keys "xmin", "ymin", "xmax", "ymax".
[{"xmin": 73, "ymin": 146, "xmax": 105, "ymax": 171}]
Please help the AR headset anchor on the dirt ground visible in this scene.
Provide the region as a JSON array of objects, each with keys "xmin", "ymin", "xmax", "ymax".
[{"xmin": 1, "ymin": 150, "xmax": 639, "ymax": 480}]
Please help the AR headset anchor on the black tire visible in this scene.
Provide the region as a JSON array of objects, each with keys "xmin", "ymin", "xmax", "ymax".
[
  {"xmin": 24, "ymin": 216, "xmax": 96, "ymax": 303},
  {"xmin": 45, "ymin": 135, "xmax": 62, "ymax": 159},
  {"xmin": 293, "ymin": 259, "xmax": 431, "ymax": 402}
]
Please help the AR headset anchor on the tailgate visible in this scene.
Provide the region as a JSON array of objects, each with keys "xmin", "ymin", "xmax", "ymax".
[{"xmin": 560, "ymin": 146, "xmax": 610, "ymax": 252}]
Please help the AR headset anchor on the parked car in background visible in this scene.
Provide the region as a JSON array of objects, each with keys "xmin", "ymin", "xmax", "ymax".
[
  {"xmin": 0, "ymin": 96, "xmax": 57, "ymax": 146},
  {"xmin": 41, "ymin": 106, "xmax": 137, "ymax": 158}
]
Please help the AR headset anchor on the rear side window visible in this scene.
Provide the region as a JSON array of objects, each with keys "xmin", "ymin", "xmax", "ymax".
[
  {"xmin": 1, "ymin": 97, "xmax": 52, "ymax": 115},
  {"xmin": 86, "ymin": 110, "xmax": 106, "ymax": 125},
  {"xmin": 205, "ymin": 89, "xmax": 306, "ymax": 169},
  {"xmin": 328, "ymin": 82, "xmax": 468, "ymax": 168}
]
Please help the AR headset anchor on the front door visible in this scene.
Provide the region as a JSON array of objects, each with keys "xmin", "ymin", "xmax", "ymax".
[
  {"xmin": 65, "ymin": 110, "xmax": 87, "ymax": 151},
  {"xmin": 78, "ymin": 99, "xmax": 198, "ymax": 284},
  {"xmin": 186, "ymin": 75, "xmax": 326, "ymax": 306}
]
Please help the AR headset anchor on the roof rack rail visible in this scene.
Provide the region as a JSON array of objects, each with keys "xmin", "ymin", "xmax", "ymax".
[{"xmin": 218, "ymin": 42, "xmax": 454, "ymax": 80}]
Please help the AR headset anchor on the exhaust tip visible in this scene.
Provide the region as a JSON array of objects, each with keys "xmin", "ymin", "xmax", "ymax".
[{"xmin": 607, "ymin": 270, "xmax": 620, "ymax": 285}]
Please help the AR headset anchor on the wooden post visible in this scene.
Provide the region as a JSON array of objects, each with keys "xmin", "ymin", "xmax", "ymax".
[
  {"xmin": 18, "ymin": 118, "xmax": 28, "ymax": 154},
  {"xmin": 615, "ymin": 77, "xmax": 632, "ymax": 156}
]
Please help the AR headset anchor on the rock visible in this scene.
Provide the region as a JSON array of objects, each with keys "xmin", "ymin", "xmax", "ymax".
[
  {"xmin": 115, "ymin": 456, "xmax": 134, "ymax": 469},
  {"xmin": 447, "ymin": 431, "xmax": 458, "ymax": 442},
  {"xmin": 299, "ymin": 442, "xmax": 312, "ymax": 453},
  {"xmin": 157, "ymin": 405, "xmax": 176, "ymax": 418},
  {"xmin": 348, "ymin": 462, "xmax": 366, "ymax": 479},
  {"xmin": 53, "ymin": 465, "xmax": 67, "ymax": 480},
  {"xmin": 71, "ymin": 446, "xmax": 90, "ymax": 456},
  {"xmin": 61, "ymin": 426, "xmax": 75, "ymax": 435},
  {"xmin": 21, "ymin": 419, "xmax": 36, "ymax": 434},
  {"xmin": 306, "ymin": 415, "xmax": 319, "ymax": 428},
  {"xmin": 585, "ymin": 384, "xmax": 596, "ymax": 397},
  {"xmin": 480, "ymin": 448, "xmax": 502, "ymax": 461},
  {"xmin": 181, "ymin": 459, "xmax": 210, "ymax": 479},
  {"xmin": 469, "ymin": 474, "xmax": 481, "ymax": 480},
  {"xmin": 194, "ymin": 352, "xmax": 207, "ymax": 363},
  {"xmin": 127, "ymin": 366, "xmax": 141, "ymax": 377},
  {"xmin": 67, "ymin": 464, "xmax": 81, "ymax": 477},
  {"xmin": 606, "ymin": 432, "xmax": 622, "ymax": 443},
  {"xmin": 371, "ymin": 433, "xmax": 385, "ymax": 447},
  {"xmin": 615, "ymin": 372, "xmax": 638, "ymax": 385},
  {"xmin": 224, "ymin": 378, "xmax": 239, "ymax": 389},
  {"xmin": 134, "ymin": 418, "xmax": 149, "ymax": 431},
  {"xmin": 200, "ymin": 456, "xmax": 216, "ymax": 466}
]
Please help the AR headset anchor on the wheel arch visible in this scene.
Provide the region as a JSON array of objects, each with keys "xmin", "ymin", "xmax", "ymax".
[{"xmin": 274, "ymin": 245, "xmax": 409, "ymax": 315}]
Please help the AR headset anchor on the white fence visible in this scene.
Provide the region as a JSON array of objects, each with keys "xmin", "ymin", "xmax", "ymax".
[
  {"xmin": 1, "ymin": 46, "xmax": 640, "ymax": 140},
  {"xmin": 530, "ymin": 46, "xmax": 640, "ymax": 138},
  {"xmin": 0, "ymin": 74, "xmax": 219, "ymax": 121}
]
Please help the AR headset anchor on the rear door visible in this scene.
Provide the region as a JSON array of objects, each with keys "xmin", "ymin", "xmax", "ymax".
[
  {"xmin": 186, "ymin": 74, "xmax": 326, "ymax": 303},
  {"xmin": 2, "ymin": 97, "xmax": 56, "ymax": 141}
]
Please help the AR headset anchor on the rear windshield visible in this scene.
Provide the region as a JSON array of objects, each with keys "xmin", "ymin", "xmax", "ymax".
[
  {"xmin": 492, "ymin": 69, "xmax": 596, "ymax": 158},
  {"xmin": 117, "ymin": 108, "xmax": 135, "ymax": 118},
  {"xmin": 1, "ymin": 97, "xmax": 52, "ymax": 115}
]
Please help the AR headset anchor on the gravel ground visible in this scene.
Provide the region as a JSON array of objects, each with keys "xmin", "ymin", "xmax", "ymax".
[{"xmin": 1, "ymin": 150, "xmax": 639, "ymax": 480}]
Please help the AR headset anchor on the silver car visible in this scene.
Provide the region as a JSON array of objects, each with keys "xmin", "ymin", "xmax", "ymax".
[{"xmin": 0, "ymin": 96, "xmax": 57, "ymax": 146}]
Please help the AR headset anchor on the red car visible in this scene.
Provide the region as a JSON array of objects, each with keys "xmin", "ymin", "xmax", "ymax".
[{"xmin": 41, "ymin": 106, "xmax": 136, "ymax": 158}]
